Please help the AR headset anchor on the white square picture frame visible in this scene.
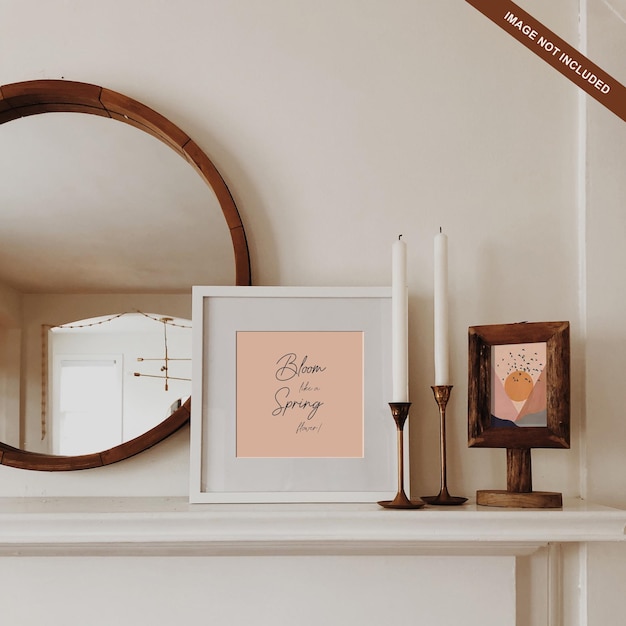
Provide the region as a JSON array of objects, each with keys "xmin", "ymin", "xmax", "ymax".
[{"xmin": 189, "ymin": 286, "xmax": 403, "ymax": 503}]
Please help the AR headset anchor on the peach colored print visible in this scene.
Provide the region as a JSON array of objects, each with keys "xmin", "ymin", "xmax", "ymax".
[
  {"xmin": 236, "ymin": 331, "xmax": 364, "ymax": 458},
  {"xmin": 491, "ymin": 342, "xmax": 547, "ymax": 426}
]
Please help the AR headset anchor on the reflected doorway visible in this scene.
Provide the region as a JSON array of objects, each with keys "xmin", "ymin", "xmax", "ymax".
[
  {"xmin": 53, "ymin": 356, "xmax": 123, "ymax": 455},
  {"xmin": 44, "ymin": 312, "xmax": 191, "ymax": 457}
]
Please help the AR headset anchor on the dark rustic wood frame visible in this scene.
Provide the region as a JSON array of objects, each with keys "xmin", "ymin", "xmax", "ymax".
[
  {"xmin": 0, "ymin": 79, "xmax": 251, "ymax": 471},
  {"xmin": 468, "ymin": 321, "xmax": 570, "ymax": 508},
  {"xmin": 468, "ymin": 321, "xmax": 570, "ymax": 449}
]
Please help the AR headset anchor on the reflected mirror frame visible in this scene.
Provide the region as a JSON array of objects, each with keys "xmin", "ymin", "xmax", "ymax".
[{"xmin": 0, "ymin": 79, "xmax": 251, "ymax": 471}]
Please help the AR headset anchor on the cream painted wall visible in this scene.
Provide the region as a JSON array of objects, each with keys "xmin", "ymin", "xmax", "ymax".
[
  {"xmin": 586, "ymin": 0, "xmax": 626, "ymax": 512},
  {"xmin": 0, "ymin": 0, "xmax": 582, "ymax": 500},
  {"xmin": 1, "ymin": 0, "xmax": 625, "ymax": 623},
  {"xmin": 581, "ymin": 1, "xmax": 626, "ymax": 622}
]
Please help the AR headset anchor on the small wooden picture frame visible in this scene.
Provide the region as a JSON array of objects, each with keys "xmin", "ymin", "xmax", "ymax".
[{"xmin": 468, "ymin": 321, "xmax": 570, "ymax": 508}]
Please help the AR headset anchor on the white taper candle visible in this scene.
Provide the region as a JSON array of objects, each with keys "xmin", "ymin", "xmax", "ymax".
[
  {"xmin": 434, "ymin": 229, "xmax": 450, "ymax": 386},
  {"xmin": 392, "ymin": 235, "xmax": 409, "ymax": 401}
]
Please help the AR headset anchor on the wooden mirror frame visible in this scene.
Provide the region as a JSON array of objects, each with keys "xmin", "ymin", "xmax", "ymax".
[{"xmin": 0, "ymin": 79, "xmax": 251, "ymax": 471}]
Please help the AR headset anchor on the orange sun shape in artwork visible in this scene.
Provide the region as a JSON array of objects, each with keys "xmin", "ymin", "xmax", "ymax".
[{"xmin": 504, "ymin": 370, "xmax": 534, "ymax": 402}]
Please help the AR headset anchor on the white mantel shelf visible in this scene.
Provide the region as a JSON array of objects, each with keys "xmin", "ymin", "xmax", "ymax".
[{"xmin": 0, "ymin": 497, "xmax": 623, "ymax": 557}]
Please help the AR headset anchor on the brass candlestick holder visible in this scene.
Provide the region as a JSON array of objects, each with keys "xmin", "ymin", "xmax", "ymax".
[
  {"xmin": 378, "ymin": 402, "xmax": 425, "ymax": 509},
  {"xmin": 421, "ymin": 385, "xmax": 467, "ymax": 506}
]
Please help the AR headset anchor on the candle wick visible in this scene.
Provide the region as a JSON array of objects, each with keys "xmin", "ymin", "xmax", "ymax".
[
  {"xmin": 439, "ymin": 226, "xmax": 442, "ymax": 233},
  {"xmin": 398, "ymin": 234, "xmax": 403, "ymax": 240}
]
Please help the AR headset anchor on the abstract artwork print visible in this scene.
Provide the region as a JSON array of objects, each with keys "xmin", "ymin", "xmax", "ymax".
[{"xmin": 490, "ymin": 342, "xmax": 547, "ymax": 428}]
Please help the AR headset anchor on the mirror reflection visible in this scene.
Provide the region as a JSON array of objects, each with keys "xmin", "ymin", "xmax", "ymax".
[
  {"xmin": 0, "ymin": 108, "xmax": 237, "ymax": 460},
  {"xmin": 0, "ymin": 112, "xmax": 235, "ymax": 293},
  {"xmin": 47, "ymin": 313, "xmax": 191, "ymax": 456}
]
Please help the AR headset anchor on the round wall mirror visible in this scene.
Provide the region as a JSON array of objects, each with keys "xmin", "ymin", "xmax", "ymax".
[{"xmin": 0, "ymin": 79, "xmax": 251, "ymax": 470}]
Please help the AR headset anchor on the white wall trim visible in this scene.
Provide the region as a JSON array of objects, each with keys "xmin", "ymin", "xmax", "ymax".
[
  {"xmin": 577, "ymin": 0, "xmax": 589, "ymax": 505},
  {"xmin": 548, "ymin": 542, "xmax": 563, "ymax": 626},
  {"xmin": 577, "ymin": 2, "xmax": 589, "ymax": 623}
]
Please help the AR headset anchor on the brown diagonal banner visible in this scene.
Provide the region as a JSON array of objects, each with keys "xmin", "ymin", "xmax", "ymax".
[{"xmin": 465, "ymin": 0, "xmax": 626, "ymax": 123}]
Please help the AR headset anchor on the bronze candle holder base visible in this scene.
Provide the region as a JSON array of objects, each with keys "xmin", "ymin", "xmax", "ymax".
[
  {"xmin": 421, "ymin": 385, "xmax": 467, "ymax": 506},
  {"xmin": 378, "ymin": 402, "xmax": 425, "ymax": 510}
]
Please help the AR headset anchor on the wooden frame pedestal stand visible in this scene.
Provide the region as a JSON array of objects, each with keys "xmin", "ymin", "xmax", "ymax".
[{"xmin": 477, "ymin": 448, "xmax": 562, "ymax": 508}]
